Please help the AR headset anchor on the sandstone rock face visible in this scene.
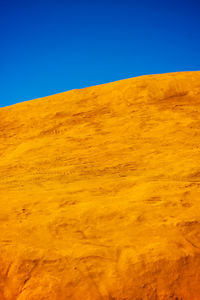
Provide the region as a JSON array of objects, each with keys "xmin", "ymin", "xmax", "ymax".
[{"xmin": 1, "ymin": 71, "xmax": 200, "ymax": 299}]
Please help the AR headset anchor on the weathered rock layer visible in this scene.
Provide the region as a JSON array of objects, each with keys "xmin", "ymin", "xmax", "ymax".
[{"xmin": 1, "ymin": 71, "xmax": 200, "ymax": 299}]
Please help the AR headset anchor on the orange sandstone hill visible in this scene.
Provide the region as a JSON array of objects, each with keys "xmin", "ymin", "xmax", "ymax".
[{"xmin": 1, "ymin": 71, "xmax": 200, "ymax": 300}]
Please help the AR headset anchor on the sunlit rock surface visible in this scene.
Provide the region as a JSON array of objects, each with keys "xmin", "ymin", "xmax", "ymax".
[{"xmin": 1, "ymin": 71, "xmax": 200, "ymax": 299}]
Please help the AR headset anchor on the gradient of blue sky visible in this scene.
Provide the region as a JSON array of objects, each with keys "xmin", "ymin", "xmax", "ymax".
[{"xmin": 0, "ymin": 0, "xmax": 200, "ymax": 107}]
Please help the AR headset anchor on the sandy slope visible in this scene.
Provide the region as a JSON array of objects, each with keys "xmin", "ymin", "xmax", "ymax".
[{"xmin": 1, "ymin": 71, "xmax": 200, "ymax": 299}]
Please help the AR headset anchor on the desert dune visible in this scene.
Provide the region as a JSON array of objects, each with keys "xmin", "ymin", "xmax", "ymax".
[{"xmin": 1, "ymin": 71, "xmax": 200, "ymax": 299}]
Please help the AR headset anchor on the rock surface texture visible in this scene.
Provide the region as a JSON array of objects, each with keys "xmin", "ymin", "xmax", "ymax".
[{"xmin": 1, "ymin": 71, "xmax": 200, "ymax": 299}]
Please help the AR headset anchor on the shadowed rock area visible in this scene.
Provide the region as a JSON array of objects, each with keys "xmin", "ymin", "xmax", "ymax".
[{"xmin": 1, "ymin": 71, "xmax": 200, "ymax": 299}]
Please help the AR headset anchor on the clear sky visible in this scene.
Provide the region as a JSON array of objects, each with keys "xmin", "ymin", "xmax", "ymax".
[{"xmin": 1, "ymin": 0, "xmax": 200, "ymax": 107}]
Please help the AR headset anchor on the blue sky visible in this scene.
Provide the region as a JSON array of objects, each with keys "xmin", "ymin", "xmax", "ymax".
[{"xmin": 1, "ymin": 0, "xmax": 200, "ymax": 107}]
